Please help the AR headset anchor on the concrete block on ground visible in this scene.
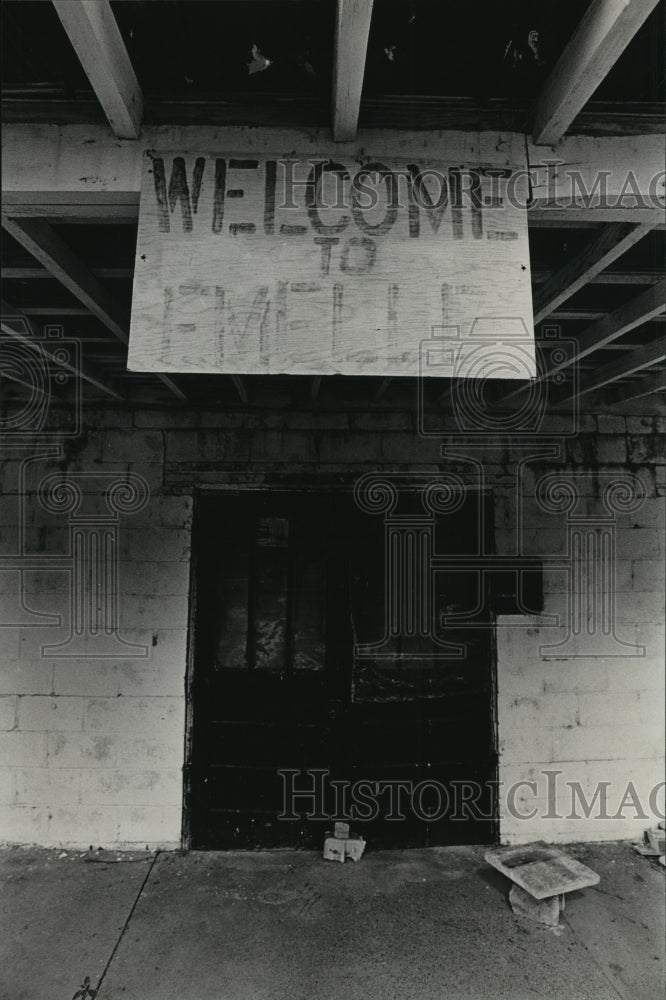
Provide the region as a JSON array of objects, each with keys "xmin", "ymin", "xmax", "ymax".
[
  {"xmin": 323, "ymin": 837, "xmax": 345, "ymax": 862},
  {"xmin": 345, "ymin": 836, "xmax": 366, "ymax": 863},
  {"xmin": 509, "ymin": 884, "xmax": 561, "ymax": 926}
]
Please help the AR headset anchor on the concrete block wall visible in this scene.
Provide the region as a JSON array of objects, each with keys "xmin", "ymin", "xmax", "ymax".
[
  {"xmin": 496, "ymin": 411, "xmax": 665, "ymax": 843},
  {"xmin": 1, "ymin": 405, "xmax": 664, "ymax": 848},
  {"xmin": 0, "ymin": 422, "xmax": 192, "ymax": 849}
]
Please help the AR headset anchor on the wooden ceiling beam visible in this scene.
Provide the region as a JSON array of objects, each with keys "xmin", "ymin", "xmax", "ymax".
[
  {"xmin": 560, "ymin": 336, "xmax": 666, "ymax": 401},
  {"xmin": 533, "ymin": 268, "xmax": 663, "ymax": 286},
  {"xmin": 555, "ymin": 279, "xmax": 666, "ymax": 368},
  {"xmin": 606, "ymin": 370, "xmax": 666, "ymax": 402},
  {"xmin": 231, "ymin": 375, "xmax": 248, "ymax": 404},
  {"xmin": 375, "ymin": 377, "xmax": 392, "ymax": 401},
  {"xmin": 52, "ymin": 0, "xmax": 143, "ymax": 139},
  {"xmin": 532, "ymin": 0, "xmax": 661, "ymax": 144},
  {"xmin": 506, "ymin": 278, "xmax": 666, "ymax": 400},
  {"xmin": 2, "ymin": 217, "xmax": 129, "ymax": 342},
  {"xmin": 1, "ymin": 300, "xmax": 123, "ymax": 400},
  {"xmin": 4, "ymin": 126, "xmax": 662, "ymax": 225},
  {"xmin": 533, "ymin": 222, "xmax": 653, "ymax": 323},
  {"xmin": 20, "ymin": 307, "xmax": 92, "ymax": 316},
  {"xmin": 2, "ymin": 266, "xmax": 134, "ymax": 279},
  {"xmin": 1, "ymin": 217, "xmax": 185, "ymax": 401},
  {"xmin": 332, "ymin": 0, "xmax": 374, "ymax": 141}
]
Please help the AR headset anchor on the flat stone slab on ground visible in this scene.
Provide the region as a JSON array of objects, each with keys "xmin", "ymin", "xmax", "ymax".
[{"xmin": 485, "ymin": 841, "xmax": 600, "ymax": 899}]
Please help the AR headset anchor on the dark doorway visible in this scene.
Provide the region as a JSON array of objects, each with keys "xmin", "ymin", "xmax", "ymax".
[{"xmin": 189, "ymin": 489, "xmax": 498, "ymax": 849}]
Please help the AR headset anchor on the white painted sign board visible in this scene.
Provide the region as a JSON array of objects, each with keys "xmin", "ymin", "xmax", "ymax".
[{"xmin": 128, "ymin": 152, "xmax": 535, "ymax": 378}]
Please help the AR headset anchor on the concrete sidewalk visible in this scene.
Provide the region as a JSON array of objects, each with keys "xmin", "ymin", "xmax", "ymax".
[{"xmin": 1, "ymin": 842, "xmax": 664, "ymax": 1000}]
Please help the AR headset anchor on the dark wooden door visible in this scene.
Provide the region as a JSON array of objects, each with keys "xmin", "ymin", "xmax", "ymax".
[{"xmin": 189, "ymin": 490, "xmax": 497, "ymax": 849}]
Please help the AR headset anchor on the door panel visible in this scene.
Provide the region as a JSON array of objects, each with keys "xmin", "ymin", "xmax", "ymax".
[{"xmin": 190, "ymin": 490, "xmax": 497, "ymax": 849}]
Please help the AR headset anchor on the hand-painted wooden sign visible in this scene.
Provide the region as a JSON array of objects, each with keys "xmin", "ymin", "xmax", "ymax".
[{"xmin": 128, "ymin": 152, "xmax": 535, "ymax": 378}]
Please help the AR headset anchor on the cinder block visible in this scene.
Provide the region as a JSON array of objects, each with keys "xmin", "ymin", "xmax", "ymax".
[
  {"xmin": 344, "ymin": 836, "xmax": 366, "ymax": 862},
  {"xmin": 79, "ymin": 768, "xmax": 182, "ymax": 806},
  {"xmin": 635, "ymin": 624, "xmax": 666, "ymax": 660},
  {"xmin": 616, "ymin": 528, "xmax": 663, "ymax": 561},
  {"xmin": 118, "ymin": 594, "xmax": 189, "ymax": 631},
  {"xmin": 597, "ymin": 415, "xmax": 626, "ymax": 434},
  {"xmin": 14, "ymin": 766, "xmax": 80, "ymax": 805},
  {"xmin": 119, "ymin": 561, "xmax": 191, "ymax": 597},
  {"xmin": 0, "ymin": 696, "xmax": 17, "ymax": 730},
  {"xmin": 47, "ymin": 732, "xmax": 118, "ymax": 767},
  {"xmin": 197, "ymin": 411, "xmax": 245, "ymax": 428},
  {"xmin": 323, "ymin": 837, "xmax": 345, "ymax": 862},
  {"xmin": 352, "ymin": 412, "xmax": 413, "ymax": 431},
  {"xmin": 285, "ymin": 412, "xmax": 349, "ymax": 431},
  {"xmin": 509, "ymin": 884, "xmax": 561, "ymax": 926},
  {"xmin": 499, "ymin": 726, "xmax": 554, "ymax": 765},
  {"xmin": 626, "ymin": 416, "xmax": 654, "ymax": 435},
  {"xmin": 614, "ymin": 591, "xmax": 664, "ymax": 624},
  {"xmin": 100, "ymin": 430, "xmax": 163, "ymax": 466},
  {"xmin": 318, "ymin": 431, "xmax": 382, "ymax": 464},
  {"xmin": 92, "ymin": 409, "xmax": 134, "ymax": 430},
  {"xmin": 84, "ymin": 696, "xmax": 184, "ymax": 741},
  {"xmin": 334, "ymin": 821, "xmax": 350, "ymax": 839},
  {"xmin": 17, "ymin": 695, "xmax": 84, "ymax": 732},
  {"xmin": 604, "ymin": 655, "xmax": 664, "ymax": 694},
  {"xmin": 637, "ymin": 691, "xmax": 666, "ymax": 728},
  {"xmin": 628, "ymin": 435, "xmax": 665, "ymax": 465},
  {"xmin": 552, "ymin": 724, "xmax": 662, "ymax": 763},
  {"xmin": 0, "ymin": 805, "xmax": 49, "ymax": 845},
  {"xmin": 252, "ymin": 430, "xmax": 319, "ymax": 463},
  {"xmin": 501, "ymin": 694, "xmax": 578, "ymax": 730},
  {"xmin": 117, "ymin": 737, "xmax": 184, "ymax": 771},
  {"xmin": 115, "ymin": 804, "xmax": 181, "ymax": 847},
  {"xmin": 116, "ymin": 652, "xmax": 186, "ymax": 698},
  {"xmin": 578, "ymin": 692, "xmax": 641, "ymax": 728},
  {"xmin": 542, "ymin": 660, "xmax": 609, "ymax": 695},
  {"xmin": 595, "ymin": 436, "xmax": 627, "ymax": 464},
  {"xmin": 135, "ymin": 409, "xmax": 198, "ymax": 429},
  {"xmin": 119, "ymin": 527, "xmax": 190, "ymax": 563},
  {"xmin": 47, "ymin": 805, "xmax": 119, "ymax": 848},
  {"xmin": 0, "ymin": 767, "xmax": 14, "ymax": 804},
  {"xmin": 165, "ymin": 429, "xmax": 250, "ymax": 464},
  {"xmin": 52, "ymin": 662, "xmax": 119, "ymax": 697},
  {"xmin": 0, "ymin": 731, "xmax": 47, "ymax": 767},
  {"xmin": 616, "ymin": 500, "xmax": 666, "ymax": 530}
]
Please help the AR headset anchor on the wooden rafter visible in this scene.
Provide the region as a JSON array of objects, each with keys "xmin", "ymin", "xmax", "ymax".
[
  {"xmin": 555, "ymin": 279, "xmax": 666, "ymax": 368},
  {"xmin": 533, "ymin": 222, "xmax": 653, "ymax": 323},
  {"xmin": 608, "ymin": 370, "xmax": 666, "ymax": 402},
  {"xmin": 560, "ymin": 337, "xmax": 666, "ymax": 402},
  {"xmin": 506, "ymin": 279, "xmax": 666, "ymax": 400},
  {"xmin": 2, "ymin": 266, "xmax": 134, "ymax": 279},
  {"xmin": 1, "ymin": 217, "xmax": 185, "ymax": 401},
  {"xmin": 19, "ymin": 307, "xmax": 91, "ymax": 317},
  {"xmin": 533, "ymin": 0, "xmax": 661, "ymax": 144},
  {"xmin": 1, "ymin": 299, "xmax": 122, "ymax": 400},
  {"xmin": 230, "ymin": 375, "xmax": 248, "ymax": 404},
  {"xmin": 4, "ymin": 126, "xmax": 663, "ymax": 226},
  {"xmin": 332, "ymin": 0, "xmax": 374, "ymax": 141},
  {"xmin": 532, "ymin": 269, "xmax": 664, "ymax": 286},
  {"xmin": 52, "ymin": 0, "xmax": 143, "ymax": 139},
  {"xmin": 375, "ymin": 378, "xmax": 392, "ymax": 401}
]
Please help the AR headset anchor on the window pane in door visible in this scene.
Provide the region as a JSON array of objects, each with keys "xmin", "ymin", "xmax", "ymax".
[{"xmin": 253, "ymin": 517, "xmax": 289, "ymax": 669}]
